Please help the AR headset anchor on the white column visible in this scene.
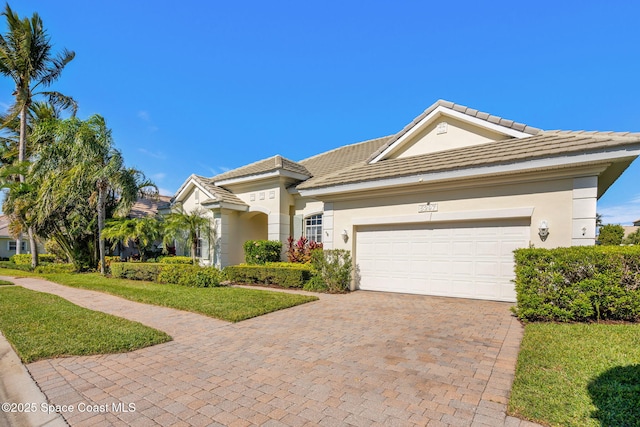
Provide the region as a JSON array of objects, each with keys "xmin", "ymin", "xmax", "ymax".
[{"xmin": 572, "ymin": 177, "xmax": 597, "ymax": 246}]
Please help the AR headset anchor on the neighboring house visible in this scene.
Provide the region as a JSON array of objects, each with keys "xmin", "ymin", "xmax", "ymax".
[
  {"xmin": 0, "ymin": 215, "xmax": 45, "ymax": 260},
  {"xmin": 112, "ymin": 195, "xmax": 172, "ymax": 260},
  {"xmin": 171, "ymin": 100, "xmax": 640, "ymax": 302}
]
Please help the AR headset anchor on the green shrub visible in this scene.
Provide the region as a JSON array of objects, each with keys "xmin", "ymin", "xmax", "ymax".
[
  {"xmin": 598, "ymin": 224, "xmax": 625, "ymax": 246},
  {"xmin": 303, "ymin": 276, "xmax": 328, "ymax": 292},
  {"xmin": 0, "ymin": 261, "xmax": 32, "ymax": 271},
  {"xmin": 111, "ymin": 262, "xmax": 163, "ymax": 281},
  {"xmin": 34, "ymin": 264, "xmax": 76, "ymax": 274},
  {"xmin": 98, "ymin": 256, "xmax": 121, "ymax": 273},
  {"xmin": 157, "ymin": 264, "xmax": 223, "ymax": 287},
  {"xmin": 243, "ymin": 240, "xmax": 282, "ymax": 265},
  {"xmin": 513, "ymin": 246, "xmax": 640, "ymax": 322},
  {"xmin": 225, "ymin": 264, "xmax": 312, "ymax": 288},
  {"xmin": 159, "ymin": 256, "xmax": 193, "ymax": 264},
  {"xmin": 10, "ymin": 254, "xmax": 56, "ymax": 265},
  {"xmin": 311, "ymin": 249, "xmax": 352, "ymax": 293}
]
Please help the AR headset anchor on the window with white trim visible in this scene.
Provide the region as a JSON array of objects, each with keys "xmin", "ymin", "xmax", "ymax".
[
  {"xmin": 305, "ymin": 214, "xmax": 323, "ymax": 243},
  {"xmin": 7, "ymin": 241, "xmax": 27, "ymax": 252}
]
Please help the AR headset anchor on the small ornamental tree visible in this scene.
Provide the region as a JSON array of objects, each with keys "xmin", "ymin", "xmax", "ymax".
[{"xmin": 598, "ymin": 224, "xmax": 625, "ymax": 246}]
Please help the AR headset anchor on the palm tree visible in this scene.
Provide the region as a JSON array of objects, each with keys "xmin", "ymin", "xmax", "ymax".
[
  {"xmin": 163, "ymin": 204, "xmax": 214, "ymax": 264},
  {"xmin": 0, "ymin": 4, "xmax": 76, "ymax": 266},
  {"xmin": 30, "ymin": 115, "xmax": 157, "ymax": 273},
  {"xmin": 102, "ymin": 216, "xmax": 163, "ymax": 261}
]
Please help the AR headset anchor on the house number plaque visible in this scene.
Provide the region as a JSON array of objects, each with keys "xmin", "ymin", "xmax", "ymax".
[{"xmin": 418, "ymin": 202, "xmax": 438, "ymax": 213}]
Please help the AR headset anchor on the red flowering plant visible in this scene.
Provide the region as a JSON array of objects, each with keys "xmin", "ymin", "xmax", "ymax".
[{"xmin": 286, "ymin": 236, "xmax": 322, "ymax": 263}]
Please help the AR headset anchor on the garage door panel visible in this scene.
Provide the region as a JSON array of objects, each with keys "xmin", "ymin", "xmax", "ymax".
[{"xmin": 356, "ymin": 220, "xmax": 530, "ymax": 302}]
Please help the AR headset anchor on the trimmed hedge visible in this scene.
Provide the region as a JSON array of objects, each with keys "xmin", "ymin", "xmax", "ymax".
[
  {"xmin": 159, "ymin": 256, "xmax": 193, "ymax": 265},
  {"xmin": 157, "ymin": 265, "xmax": 223, "ymax": 287},
  {"xmin": 111, "ymin": 262, "xmax": 163, "ymax": 282},
  {"xmin": 225, "ymin": 264, "xmax": 312, "ymax": 288},
  {"xmin": 513, "ymin": 246, "xmax": 640, "ymax": 322},
  {"xmin": 34, "ymin": 264, "xmax": 76, "ymax": 274},
  {"xmin": 11, "ymin": 254, "xmax": 56, "ymax": 265},
  {"xmin": 243, "ymin": 240, "xmax": 282, "ymax": 264}
]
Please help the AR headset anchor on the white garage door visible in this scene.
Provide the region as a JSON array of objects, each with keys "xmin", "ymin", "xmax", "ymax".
[{"xmin": 355, "ymin": 220, "xmax": 530, "ymax": 302}]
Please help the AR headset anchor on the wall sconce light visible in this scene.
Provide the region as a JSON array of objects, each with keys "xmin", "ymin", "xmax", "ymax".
[
  {"xmin": 581, "ymin": 226, "xmax": 587, "ymax": 236},
  {"xmin": 538, "ymin": 220, "xmax": 549, "ymax": 241},
  {"xmin": 341, "ymin": 229, "xmax": 349, "ymax": 243}
]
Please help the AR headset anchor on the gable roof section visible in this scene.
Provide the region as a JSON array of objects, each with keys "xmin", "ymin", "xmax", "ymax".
[
  {"xmin": 299, "ymin": 136, "xmax": 392, "ymax": 180},
  {"xmin": 191, "ymin": 175, "xmax": 248, "ymax": 207},
  {"xmin": 297, "ymin": 130, "xmax": 640, "ymax": 192},
  {"xmin": 213, "ymin": 155, "xmax": 311, "ymax": 184},
  {"xmin": 367, "ymin": 99, "xmax": 541, "ymax": 163},
  {"xmin": 173, "ymin": 174, "xmax": 248, "ymax": 208}
]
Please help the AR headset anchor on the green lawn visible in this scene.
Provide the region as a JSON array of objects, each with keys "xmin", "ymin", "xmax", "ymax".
[
  {"xmin": 35, "ymin": 272, "xmax": 318, "ymax": 322},
  {"xmin": 0, "ymin": 286, "xmax": 171, "ymax": 363},
  {"xmin": 509, "ymin": 322, "xmax": 640, "ymax": 427}
]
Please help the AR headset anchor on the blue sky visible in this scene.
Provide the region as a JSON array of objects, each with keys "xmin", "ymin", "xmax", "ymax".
[{"xmin": 2, "ymin": 1, "xmax": 640, "ymax": 223}]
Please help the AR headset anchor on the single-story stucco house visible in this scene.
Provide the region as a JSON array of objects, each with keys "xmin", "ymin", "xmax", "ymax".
[
  {"xmin": 0, "ymin": 215, "xmax": 45, "ymax": 260},
  {"xmin": 171, "ymin": 100, "xmax": 640, "ymax": 302}
]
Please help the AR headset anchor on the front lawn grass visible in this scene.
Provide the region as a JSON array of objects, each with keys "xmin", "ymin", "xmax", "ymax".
[
  {"xmin": 509, "ymin": 322, "xmax": 640, "ymax": 427},
  {"xmin": 41, "ymin": 272, "xmax": 318, "ymax": 322},
  {"xmin": 0, "ymin": 286, "xmax": 171, "ymax": 363}
]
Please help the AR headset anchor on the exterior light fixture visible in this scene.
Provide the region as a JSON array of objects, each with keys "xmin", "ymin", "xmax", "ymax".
[
  {"xmin": 538, "ymin": 220, "xmax": 549, "ymax": 241},
  {"xmin": 341, "ymin": 229, "xmax": 349, "ymax": 243}
]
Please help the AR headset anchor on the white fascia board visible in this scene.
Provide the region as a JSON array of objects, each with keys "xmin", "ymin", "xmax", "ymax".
[
  {"xmin": 200, "ymin": 201, "xmax": 248, "ymax": 212},
  {"xmin": 214, "ymin": 170, "xmax": 309, "ymax": 186},
  {"xmin": 173, "ymin": 178, "xmax": 216, "ymax": 204},
  {"xmin": 352, "ymin": 207, "xmax": 534, "ymax": 226},
  {"xmin": 299, "ymin": 148, "xmax": 640, "ymax": 198},
  {"xmin": 370, "ymin": 106, "xmax": 531, "ymax": 164}
]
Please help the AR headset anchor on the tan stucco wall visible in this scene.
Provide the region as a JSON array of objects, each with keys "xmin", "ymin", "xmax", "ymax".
[
  {"xmin": 389, "ymin": 115, "xmax": 511, "ymax": 159},
  {"xmin": 326, "ymin": 178, "xmax": 578, "ymax": 252}
]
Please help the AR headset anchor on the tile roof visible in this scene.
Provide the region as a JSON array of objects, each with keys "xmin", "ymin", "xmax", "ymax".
[
  {"xmin": 213, "ymin": 155, "xmax": 311, "ymax": 182},
  {"xmin": 128, "ymin": 195, "xmax": 173, "ymax": 218},
  {"xmin": 298, "ymin": 136, "xmax": 392, "ymax": 180},
  {"xmin": 192, "ymin": 175, "xmax": 248, "ymax": 206},
  {"xmin": 366, "ymin": 99, "xmax": 541, "ymax": 162},
  {"xmin": 297, "ymin": 131, "xmax": 640, "ymax": 190}
]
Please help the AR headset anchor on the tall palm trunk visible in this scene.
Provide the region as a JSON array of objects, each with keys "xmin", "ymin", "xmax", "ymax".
[
  {"xmin": 18, "ymin": 103, "xmax": 39, "ymax": 267},
  {"xmin": 97, "ymin": 181, "xmax": 107, "ymax": 274}
]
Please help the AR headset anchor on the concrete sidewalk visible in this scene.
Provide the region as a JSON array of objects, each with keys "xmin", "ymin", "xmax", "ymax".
[{"xmin": 1, "ymin": 276, "xmax": 541, "ymax": 426}]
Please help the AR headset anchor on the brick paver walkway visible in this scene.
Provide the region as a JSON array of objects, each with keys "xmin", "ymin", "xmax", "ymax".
[{"xmin": 8, "ymin": 276, "xmax": 540, "ymax": 426}]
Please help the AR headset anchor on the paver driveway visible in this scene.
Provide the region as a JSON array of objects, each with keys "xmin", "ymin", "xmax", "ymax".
[{"xmin": 11, "ymin": 277, "xmax": 537, "ymax": 427}]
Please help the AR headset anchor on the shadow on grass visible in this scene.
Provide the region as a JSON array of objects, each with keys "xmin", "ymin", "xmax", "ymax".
[{"xmin": 588, "ymin": 364, "xmax": 640, "ymax": 427}]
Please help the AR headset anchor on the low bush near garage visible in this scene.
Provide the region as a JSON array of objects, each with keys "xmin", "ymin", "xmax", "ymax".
[
  {"xmin": 310, "ymin": 249, "xmax": 352, "ymax": 293},
  {"xmin": 512, "ymin": 246, "xmax": 640, "ymax": 322},
  {"xmin": 225, "ymin": 264, "xmax": 313, "ymax": 288},
  {"xmin": 111, "ymin": 262, "xmax": 163, "ymax": 282}
]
